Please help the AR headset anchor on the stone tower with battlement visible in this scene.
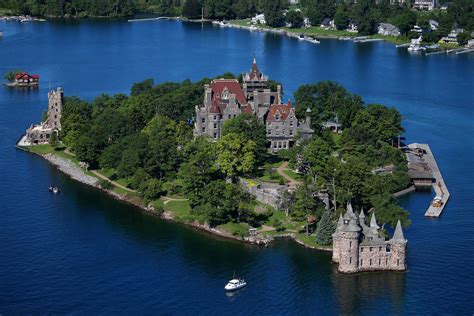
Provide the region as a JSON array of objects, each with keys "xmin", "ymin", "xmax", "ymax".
[
  {"xmin": 332, "ymin": 202, "xmax": 407, "ymax": 273},
  {"xmin": 45, "ymin": 87, "xmax": 63, "ymax": 130}
]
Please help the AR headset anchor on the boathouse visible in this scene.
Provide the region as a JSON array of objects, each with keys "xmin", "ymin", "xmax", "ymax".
[{"xmin": 14, "ymin": 72, "xmax": 40, "ymax": 86}]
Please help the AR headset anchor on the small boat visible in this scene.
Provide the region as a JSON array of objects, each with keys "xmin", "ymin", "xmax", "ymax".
[
  {"xmin": 49, "ymin": 186, "xmax": 60, "ymax": 194},
  {"xmin": 298, "ymin": 33, "xmax": 305, "ymax": 40},
  {"xmin": 305, "ymin": 36, "xmax": 320, "ymax": 44},
  {"xmin": 250, "ymin": 25, "xmax": 258, "ymax": 31},
  {"xmin": 224, "ymin": 278, "xmax": 246, "ymax": 291},
  {"xmin": 218, "ymin": 21, "xmax": 228, "ymax": 27}
]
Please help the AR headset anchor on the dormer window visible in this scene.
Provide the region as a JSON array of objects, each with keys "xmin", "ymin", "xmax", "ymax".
[{"xmin": 275, "ymin": 114, "xmax": 280, "ymax": 120}]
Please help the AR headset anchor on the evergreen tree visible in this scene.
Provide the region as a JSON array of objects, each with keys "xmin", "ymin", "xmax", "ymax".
[
  {"xmin": 182, "ymin": 0, "xmax": 202, "ymax": 19},
  {"xmin": 315, "ymin": 210, "xmax": 335, "ymax": 245}
]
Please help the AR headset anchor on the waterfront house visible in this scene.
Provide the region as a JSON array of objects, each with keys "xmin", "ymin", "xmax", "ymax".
[
  {"xmin": 468, "ymin": 39, "xmax": 474, "ymax": 48},
  {"xmin": 440, "ymin": 28, "xmax": 464, "ymax": 44},
  {"xmin": 378, "ymin": 23, "xmax": 400, "ymax": 37},
  {"xmin": 413, "ymin": 0, "xmax": 437, "ymax": 10},
  {"xmin": 14, "ymin": 72, "xmax": 39, "ymax": 86}
]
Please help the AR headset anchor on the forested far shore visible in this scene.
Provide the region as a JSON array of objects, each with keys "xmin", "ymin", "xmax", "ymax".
[
  {"xmin": 45, "ymin": 74, "xmax": 412, "ymax": 244},
  {"xmin": 0, "ymin": 0, "xmax": 472, "ymax": 38}
]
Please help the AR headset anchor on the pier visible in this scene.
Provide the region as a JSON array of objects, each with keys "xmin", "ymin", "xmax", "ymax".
[{"xmin": 407, "ymin": 143, "xmax": 450, "ymax": 218}]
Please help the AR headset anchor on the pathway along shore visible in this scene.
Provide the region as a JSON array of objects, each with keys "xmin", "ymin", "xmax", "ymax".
[{"xmin": 16, "ymin": 145, "xmax": 332, "ymax": 252}]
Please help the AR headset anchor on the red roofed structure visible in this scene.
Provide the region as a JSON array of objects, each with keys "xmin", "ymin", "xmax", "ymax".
[
  {"xmin": 13, "ymin": 72, "xmax": 40, "ymax": 86},
  {"xmin": 194, "ymin": 59, "xmax": 313, "ymax": 149}
]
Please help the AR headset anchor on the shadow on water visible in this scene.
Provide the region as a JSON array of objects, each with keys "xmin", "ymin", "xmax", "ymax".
[{"xmin": 332, "ymin": 268, "xmax": 407, "ymax": 314}]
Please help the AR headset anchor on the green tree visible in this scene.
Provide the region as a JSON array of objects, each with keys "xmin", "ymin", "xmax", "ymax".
[
  {"xmin": 315, "ymin": 210, "xmax": 335, "ymax": 245},
  {"xmin": 457, "ymin": 31, "xmax": 471, "ymax": 46},
  {"xmin": 334, "ymin": 4, "xmax": 349, "ymax": 30},
  {"xmin": 139, "ymin": 178, "xmax": 165, "ymax": 204},
  {"xmin": 279, "ymin": 189, "xmax": 296, "ymax": 217},
  {"xmin": 179, "ymin": 137, "xmax": 221, "ymax": 207},
  {"xmin": 263, "ymin": 0, "xmax": 286, "ymax": 27},
  {"xmin": 222, "ymin": 113, "xmax": 267, "ymax": 167},
  {"xmin": 216, "ymin": 133, "xmax": 257, "ymax": 183},
  {"xmin": 131, "ymin": 78, "xmax": 154, "ymax": 96},
  {"xmin": 49, "ymin": 130, "xmax": 59, "ymax": 147},
  {"xmin": 4, "ymin": 69, "xmax": 22, "ymax": 82},
  {"xmin": 291, "ymin": 180, "xmax": 317, "ymax": 221},
  {"xmin": 352, "ymin": 0, "xmax": 377, "ymax": 35},
  {"xmin": 392, "ymin": 11, "xmax": 417, "ymax": 36},
  {"xmin": 182, "ymin": 0, "xmax": 202, "ymax": 19},
  {"xmin": 286, "ymin": 10, "xmax": 304, "ymax": 28}
]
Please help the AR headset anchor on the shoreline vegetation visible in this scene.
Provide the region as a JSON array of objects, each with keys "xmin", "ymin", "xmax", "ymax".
[
  {"xmin": 17, "ymin": 144, "xmax": 332, "ymax": 251},
  {"xmin": 1, "ymin": 0, "xmax": 471, "ymax": 49},
  {"xmin": 17, "ymin": 75, "xmax": 414, "ymax": 253}
]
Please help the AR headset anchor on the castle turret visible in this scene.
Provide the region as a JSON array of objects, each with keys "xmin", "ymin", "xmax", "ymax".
[
  {"xmin": 332, "ymin": 214, "xmax": 344, "ymax": 263},
  {"xmin": 46, "ymin": 87, "xmax": 63, "ymax": 131},
  {"xmin": 389, "ymin": 220, "xmax": 407, "ymax": 271},
  {"xmin": 336, "ymin": 203, "xmax": 361, "ymax": 273}
]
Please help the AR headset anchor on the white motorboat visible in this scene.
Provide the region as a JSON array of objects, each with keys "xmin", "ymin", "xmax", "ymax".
[
  {"xmin": 305, "ymin": 36, "xmax": 320, "ymax": 44},
  {"xmin": 219, "ymin": 21, "xmax": 228, "ymax": 27},
  {"xmin": 49, "ymin": 186, "xmax": 60, "ymax": 194},
  {"xmin": 224, "ymin": 278, "xmax": 246, "ymax": 291}
]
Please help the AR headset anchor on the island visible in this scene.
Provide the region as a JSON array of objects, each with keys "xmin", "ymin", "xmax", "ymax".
[{"xmin": 16, "ymin": 60, "xmax": 428, "ymax": 273}]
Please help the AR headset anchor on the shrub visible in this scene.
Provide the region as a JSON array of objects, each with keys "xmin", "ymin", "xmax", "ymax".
[{"xmin": 98, "ymin": 179, "xmax": 113, "ymax": 190}]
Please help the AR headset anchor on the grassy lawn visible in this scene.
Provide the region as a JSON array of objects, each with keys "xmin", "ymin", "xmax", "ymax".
[
  {"xmin": 217, "ymin": 222, "xmax": 251, "ymax": 237},
  {"xmin": 296, "ymin": 233, "xmax": 332, "ymax": 250},
  {"xmin": 241, "ymin": 177, "xmax": 258, "ymax": 187},
  {"xmin": 283, "ymin": 169, "xmax": 305, "ymax": 181},
  {"xmin": 280, "ymin": 26, "xmax": 356, "ymax": 37}
]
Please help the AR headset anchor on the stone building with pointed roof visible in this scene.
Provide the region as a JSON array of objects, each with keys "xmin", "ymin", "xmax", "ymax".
[
  {"xmin": 194, "ymin": 59, "xmax": 313, "ymax": 148},
  {"xmin": 332, "ymin": 202, "xmax": 407, "ymax": 273}
]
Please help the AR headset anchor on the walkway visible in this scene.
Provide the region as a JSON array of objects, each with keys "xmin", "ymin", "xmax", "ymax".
[
  {"xmin": 161, "ymin": 196, "xmax": 189, "ymax": 205},
  {"xmin": 408, "ymin": 143, "xmax": 450, "ymax": 217},
  {"xmin": 276, "ymin": 162, "xmax": 301, "ymax": 187},
  {"xmin": 90, "ymin": 170, "xmax": 136, "ymax": 193}
]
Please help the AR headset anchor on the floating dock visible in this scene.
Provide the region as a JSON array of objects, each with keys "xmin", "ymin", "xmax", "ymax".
[{"xmin": 408, "ymin": 143, "xmax": 450, "ymax": 218}]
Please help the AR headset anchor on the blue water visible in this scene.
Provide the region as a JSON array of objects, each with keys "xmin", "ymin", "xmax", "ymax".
[{"xmin": 0, "ymin": 20, "xmax": 473, "ymax": 314}]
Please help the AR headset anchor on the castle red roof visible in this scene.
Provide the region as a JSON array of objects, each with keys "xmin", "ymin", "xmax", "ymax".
[
  {"xmin": 208, "ymin": 79, "xmax": 248, "ymax": 114},
  {"xmin": 266, "ymin": 100, "xmax": 293, "ymax": 122},
  {"xmin": 210, "ymin": 79, "xmax": 246, "ymax": 104},
  {"xmin": 15, "ymin": 72, "xmax": 40, "ymax": 80}
]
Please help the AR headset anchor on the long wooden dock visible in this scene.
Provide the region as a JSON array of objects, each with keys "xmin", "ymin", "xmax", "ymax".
[{"xmin": 408, "ymin": 143, "xmax": 450, "ymax": 217}]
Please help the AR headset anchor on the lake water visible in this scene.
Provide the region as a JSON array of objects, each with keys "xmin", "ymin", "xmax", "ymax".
[{"xmin": 0, "ymin": 19, "xmax": 473, "ymax": 314}]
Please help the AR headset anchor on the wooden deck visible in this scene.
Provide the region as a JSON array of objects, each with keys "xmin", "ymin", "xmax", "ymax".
[{"xmin": 408, "ymin": 143, "xmax": 450, "ymax": 218}]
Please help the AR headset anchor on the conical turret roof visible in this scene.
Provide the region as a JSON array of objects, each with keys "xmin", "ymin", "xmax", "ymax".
[
  {"xmin": 370, "ymin": 213, "xmax": 379, "ymax": 229},
  {"xmin": 392, "ymin": 220, "xmax": 406, "ymax": 242}
]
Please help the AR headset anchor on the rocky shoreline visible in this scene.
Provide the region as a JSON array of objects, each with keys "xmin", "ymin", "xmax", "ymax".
[{"xmin": 25, "ymin": 148, "xmax": 331, "ymax": 252}]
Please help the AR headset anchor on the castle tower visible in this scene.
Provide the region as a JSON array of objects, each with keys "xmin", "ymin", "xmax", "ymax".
[
  {"xmin": 46, "ymin": 87, "xmax": 63, "ymax": 131},
  {"xmin": 389, "ymin": 220, "xmax": 407, "ymax": 271},
  {"xmin": 332, "ymin": 214, "xmax": 344, "ymax": 263},
  {"xmin": 336, "ymin": 203, "xmax": 361, "ymax": 273}
]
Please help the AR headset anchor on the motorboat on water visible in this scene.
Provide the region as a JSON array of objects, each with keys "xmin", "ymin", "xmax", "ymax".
[
  {"xmin": 305, "ymin": 36, "xmax": 320, "ymax": 44},
  {"xmin": 49, "ymin": 186, "xmax": 60, "ymax": 194},
  {"xmin": 219, "ymin": 21, "xmax": 228, "ymax": 27},
  {"xmin": 224, "ymin": 278, "xmax": 246, "ymax": 291}
]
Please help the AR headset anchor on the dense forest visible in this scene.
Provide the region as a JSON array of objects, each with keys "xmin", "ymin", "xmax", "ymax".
[{"xmin": 55, "ymin": 75, "xmax": 411, "ymax": 242}]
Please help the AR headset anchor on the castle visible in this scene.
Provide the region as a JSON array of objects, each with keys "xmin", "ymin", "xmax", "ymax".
[
  {"xmin": 194, "ymin": 59, "xmax": 313, "ymax": 151},
  {"xmin": 24, "ymin": 87, "xmax": 63, "ymax": 145},
  {"xmin": 332, "ymin": 202, "xmax": 407, "ymax": 273}
]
